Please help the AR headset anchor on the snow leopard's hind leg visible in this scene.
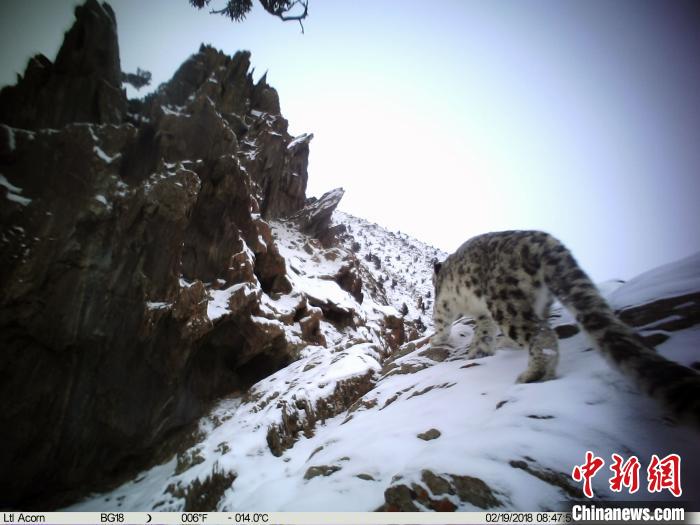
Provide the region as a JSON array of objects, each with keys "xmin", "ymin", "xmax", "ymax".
[
  {"xmin": 516, "ymin": 322, "xmax": 559, "ymax": 383},
  {"xmin": 492, "ymin": 303, "xmax": 559, "ymax": 383},
  {"xmin": 466, "ymin": 314, "xmax": 497, "ymax": 359}
]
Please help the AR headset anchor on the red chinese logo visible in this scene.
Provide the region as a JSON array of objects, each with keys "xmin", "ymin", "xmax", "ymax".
[
  {"xmin": 572, "ymin": 451, "xmax": 605, "ymax": 498},
  {"xmin": 647, "ymin": 453, "xmax": 682, "ymax": 497},
  {"xmin": 609, "ymin": 453, "xmax": 640, "ymax": 494},
  {"xmin": 572, "ymin": 452, "xmax": 682, "ymax": 498}
]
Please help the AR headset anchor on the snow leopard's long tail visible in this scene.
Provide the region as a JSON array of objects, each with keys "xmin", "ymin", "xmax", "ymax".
[{"xmin": 540, "ymin": 236, "xmax": 700, "ymax": 429}]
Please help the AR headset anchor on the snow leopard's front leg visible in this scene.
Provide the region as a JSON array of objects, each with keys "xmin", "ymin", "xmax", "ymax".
[{"xmin": 466, "ymin": 314, "xmax": 497, "ymax": 359}]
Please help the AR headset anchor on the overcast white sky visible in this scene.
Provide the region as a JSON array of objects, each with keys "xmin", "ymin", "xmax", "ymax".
[{"xmin": 2, "ymin": 0, "xmax": 700, "ymax": 282}]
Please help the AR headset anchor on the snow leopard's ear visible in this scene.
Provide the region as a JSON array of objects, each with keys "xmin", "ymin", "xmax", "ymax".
[{"xmin": 433, "ymin": 259, "xmax": 442, "ymax": 275}]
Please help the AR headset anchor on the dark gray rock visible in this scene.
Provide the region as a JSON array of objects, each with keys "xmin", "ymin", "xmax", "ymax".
[
  {"xmin": 143, "ymin": 45, "xmax": 312, "ymax": 220},
  {"xmin": 0, "ymin": 0, "xmax": 126, "ymax": 129},
  {"xmin": 304, "ymin": 465, "xmax": 342, "ymax": 480},
  {"xmin": 417, "ymin": 428, "xmax": 442, "ymax": 441},
  {"xmin": 292, "ymin": 187, "xmax": 345, "ymax": 239}
]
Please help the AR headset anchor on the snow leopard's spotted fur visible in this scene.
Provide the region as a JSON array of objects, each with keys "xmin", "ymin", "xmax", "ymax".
[{"xmin": 432, "ymin": 230, "xmax": 700, "ymax": 427}]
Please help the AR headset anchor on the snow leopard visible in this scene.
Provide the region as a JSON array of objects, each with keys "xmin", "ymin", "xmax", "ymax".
[{"xmin": 431, "ymin": 230, "xmax": 700, "ymax": 427}]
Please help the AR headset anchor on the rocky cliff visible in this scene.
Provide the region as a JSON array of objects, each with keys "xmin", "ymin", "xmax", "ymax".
[{"xmin": 0, "ymin": 0, "xmax": 352, "ymax": 508}]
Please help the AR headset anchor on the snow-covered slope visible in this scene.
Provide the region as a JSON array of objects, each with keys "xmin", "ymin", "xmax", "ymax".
[
  {"xmin": 66, "ymin": 219, "xmax": 700, "ymax": 512},
  {"xmin": 333, "ymin": 211, "xmax": 447, "ymax": 325}
]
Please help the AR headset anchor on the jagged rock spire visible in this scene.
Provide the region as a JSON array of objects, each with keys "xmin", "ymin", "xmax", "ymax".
[{"xmin": 0, "ymin": 0, "xmax": 126, "ymax": 129}]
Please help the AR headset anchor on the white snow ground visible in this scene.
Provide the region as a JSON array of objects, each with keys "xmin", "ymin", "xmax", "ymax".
[{"xmin": 66, "ymin": 216, "xmax": 700, "ymax": 512}]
